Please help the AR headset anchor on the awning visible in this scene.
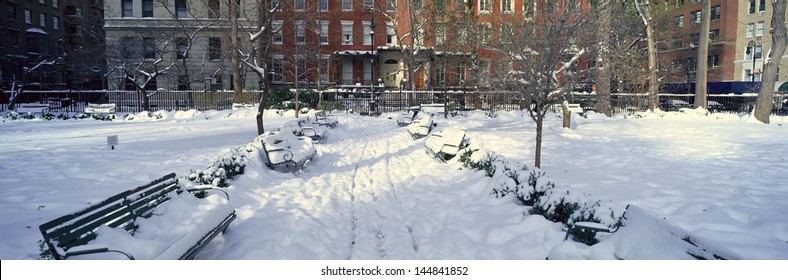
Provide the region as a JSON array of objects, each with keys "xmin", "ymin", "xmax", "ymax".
[
  {"xmin": 334, "ymin": 50, "xmax": 377, "ymax": 56},
  {"xmin": 777, "ymin": 81, "xmax": 788, "ymax": 92},
  {"xmin": 26, "ymin": 28, "xmax": 48, "ymax": 35}
]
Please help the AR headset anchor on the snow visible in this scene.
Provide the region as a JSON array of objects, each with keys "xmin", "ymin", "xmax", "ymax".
[{"xmin": 0, "ymin": 107, "xmax": 787, "ymax": 261}]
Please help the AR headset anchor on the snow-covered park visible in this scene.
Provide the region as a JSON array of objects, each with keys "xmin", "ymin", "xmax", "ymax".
[{"xmin": 0, "ymin": 107, "xmax": 786, "ymax": 261}]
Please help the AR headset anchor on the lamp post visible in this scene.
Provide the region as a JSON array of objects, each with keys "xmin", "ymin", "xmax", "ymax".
[
  {"xmin": 747, "ymin": 40, "xmax": 757, "ymax": 82},
  {"xmin": 369, "ymin": 5, "xmax": 376, "ymax": 114}
]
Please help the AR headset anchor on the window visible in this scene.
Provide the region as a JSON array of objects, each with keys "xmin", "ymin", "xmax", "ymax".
[
  {"xmin": 759, "ymin": 0, "xmax": 765, "ymax": 12},
  {"xmin": 747, "ymin": 23, "xmax": 754, "ymax": 38},
  {"xmin": 455, "ymin": 63, "xmax": 465, "ymax": 82},
  {"xmin": 756, "ymin": 21, "xmax": 764, "ymax": 37},
  {"xmin": 272, "ymin": 56, "xmax": 284, "ymax": 82},
  {"xmin": 175, "ymin": 0, "xmax": 187, "ymax": 18},
  {"xmin": 273, "ymin": 21, "xmax": 283, "ymax": 44},
  {"xmin": 25, "ymin": 9, "xmax": 32, "ymax": 24},
  {"xmin": 319, "ymin": 56, "xmax": 330, "ymax": 82},
  {"xmin": 176, "ymin": 38, "xmax": 188, "ymax": 59},
  {"xmin": 319, "ymin": 0, "xmax": 328, "ymax": 12},
  {"xmin": 143, "ymin": 38, "xmax": 156, "ymax": 59},
  {"xmin": 749, "ymin": 0, "xmax": 755, "ymax": 14},
  {"xmin": 523, "ymin": 0, "xmax": 534, "ymax": 18},
  {"xmin": 435, "ymin": 24, "xmax": 445, "ymax": 45},
  {"xmin": 27, "ymin": 34, "xmax": 47, "ymax": 54},
  {"xmin": 363, "ymin": 21, "xmax": 372, "ymax": 45},
  {"xmin": 687, "ymin": 57, "xmax": 696, "ymax": 72},
  {"xmin": 708, "ymin": 54, "xmax": 719, "ymax": 68},
  {"xmin": 297, "ymin": 56, "xmax": 307, "ymax": 82},
  {"xmin": 709, "ymin": 29, "xmax": 719, "ymax": 41},
  {"xmin": 272, "ymin": 0, "xmax": 281, "ymax": 10},
  {"xmin": 689, "ymin": 33, "xmax": 699, "ymax": 47},
  {"xmin": 747, "ymin": 43, "xmax": 763, "ymax": 60},
  {"xmin": 319, "ymin": 21, "xmax": 329, "ymax": 45},
  {"xmin": 479, "ymin": 24, "xmax": 491, "ymax": 44},
  {"xmin": 121, "ymin": 37, "xmax": 134, "ymax": 57},
  {"xmin": 39, "ymin": 0, "xmax": 46, "ymax": 5},
  {"xmin": 295, "ymin": 21, "xmax": 305, "ymax": 44},
  {"xmin": 342, "ymin": 22, "xmax": 353, "ymax": 45},
  {"xmin": 122, "ymin": 0, "xmax": 133, "ymax": 17},
  {"xmin": 386, "ymin": 22, "xmax": 396, "ymax": 44},
  {"xmin": 674, "ymin": 15, "xmax": 683, "ymax": 28},
  {"xmin": 295, "ymin": 0, "xmax": 305, "ymax": 11},
  {"xmin": 479, "ymin": 0, "xmax": 490, "ymax": 13},
  {"xmin": 39, "ymin": 13, "xmax": 47, "ymax": 27},
  {"xmin": 387, "ymin": 0, "xmax": 396, "ymax": 12},
  {"xmin": 9, "ymin": 29, "xmax": 19, "ymax": 46},
  {"xmin": 53, "ymin": 16, "xmax": 59, "ymax": 30},
  {"xmin": 435, "ymin": 66, "xmax": 446, "ymax": 86},
  {"xmin": 711, "ymin": 5, "xmax": 720, "ymax": 21},
  {"xmin": 53, "ymin": 0, "xmax": 58, "ymax": 8},
  {"xmin": 501, "ymin": 0, "xmax": 512, "ymax": 13},
  {"xmin": 500, "ymin": 23, "xmax": 513, "ymax": 45},
  {"xmin": 671, "ymin": 59, "xmax": 681, "ymax": 70},
  {"xmin": 672, "ymin": 39, "xmax": 682, "ymax": 49},
  {"xmin": 457, "ymin": 28, "xmax": 466, "ymax": 45},
  {"xmin": 414, "ymin": 0, "xmax": 422, "ymax": 10},
  {"xmin": 209, "ymin": 0, "xmax": 220, "ymax": 18},
  {"xmin": 690, "ymin": 10, "xmax": 700, "ymax": 25},
  {"xmin": 364, "ymin": 0, "xmax": 373, "ymax": 11},
  {"xmin": 7, "ymin": 4, "xmax": 17, "ymax": 21},
  {"xmin": 342, "ymin": 0, "xmax": 352, "ymax": 11},
  {"xmin": 209, "ymin": 38, "xmax": 221, "ymax": 60},
  {"xmin": 143, "ymin": 0, "xmax": 154, "ymax": 18}
]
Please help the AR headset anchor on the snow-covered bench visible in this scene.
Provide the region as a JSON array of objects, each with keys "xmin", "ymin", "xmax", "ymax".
[
  {"xmin": 261, "ymin": 131, "xmax": 317, "ymax": 172},
  {"xmin": 420, "ymin": 103, "xmax": 446, "ymax": 116},
  {"xmin": 313, "ymin": 110, "xmax": 338, "ymax": 128},
  {"xmin": 397, "ymin": 106, "xmax": 421, "ymax": 127},
  {"xmin": 425, "ymin": 127, "xmax": 468, "ymax": 162},
  {"xmin": 38, "ymin": 173, "xmax": 236, "ymax": 260},
  {"xmin": 84, "ymin": 103, "xmax": 117, "ymax": 116},
  {"xmin": 406, "ymin": 112, "xmax": 434, "ymax": 139},
  {"xmin": 15, "ymin": 103, "xmax": 50, "ymax": 114},
  {"xmin": 282, "ymin": 118, "xmax": 329, "ymax": 143}
]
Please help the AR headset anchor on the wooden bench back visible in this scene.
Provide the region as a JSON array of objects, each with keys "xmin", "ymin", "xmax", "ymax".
[{"xmin": 38, "ymin": 173, "xmax": 180, "ymax": 259}]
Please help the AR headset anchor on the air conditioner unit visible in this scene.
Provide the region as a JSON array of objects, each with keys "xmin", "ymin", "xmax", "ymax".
[{"xmin": 344, "ymin": 39, "xmax": 351, "ymax": 44}]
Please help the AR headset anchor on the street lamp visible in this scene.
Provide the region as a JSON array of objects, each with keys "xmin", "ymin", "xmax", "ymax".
[
  {"xmin": 369, "ymin": 5, "xmax": 377, "ymax": 114},
  {"xmin": 746, "ymin": 40, "xmax": 757, "ymax": 82}
]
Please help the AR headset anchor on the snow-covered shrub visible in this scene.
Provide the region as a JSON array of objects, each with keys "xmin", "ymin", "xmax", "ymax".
[
  {"xmin": 188, "ymin": 146, "xmax": 254, "ymax": 188},
  {"xmin": 92, "ymin": 114, "xmax": 116, "ymax": 121},
  {"xmin": 457, "ymin": 145, "xmax": 623, "ymax": 245}
]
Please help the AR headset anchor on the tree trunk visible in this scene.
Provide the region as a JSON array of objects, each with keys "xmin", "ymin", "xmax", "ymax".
[
  {"xmin": 562, "ymin": 101, "xmax": 571, "ymax": 128},
  {"xmin": 635, "ymin": 0, "xmax": 659, "ymax": 112},
  {"xmin": 694, "ymin": 0, "xmax": 710, "ymax": 109},
  {"xmin": 230, "ymin": 0, "xmax": 241, "ymax": 98},
  {"xmin": 534, "ymin": 114, "xmax": 543, "ymax": 168},
  {"xmin": 595, "ymin": 1, "xmax": 612, "ymax": 117},
  {"xmin": 754, "ymin": 0, "xmax": 788, "ymax": 124}
]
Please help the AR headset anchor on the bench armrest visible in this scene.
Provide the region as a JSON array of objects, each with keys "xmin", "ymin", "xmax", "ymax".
[
  {"xmin": 63, "ymin": 247, "xmax": 135, "ymax": 260},
  {"xmin": 187, "ymin": 185, "xmax": 231, "ymax": 200}
]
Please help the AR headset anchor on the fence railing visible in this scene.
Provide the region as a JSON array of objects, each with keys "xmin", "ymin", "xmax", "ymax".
[{"xmin": 2, "ymin": 89, "xmax": 787, "ymax": 116}]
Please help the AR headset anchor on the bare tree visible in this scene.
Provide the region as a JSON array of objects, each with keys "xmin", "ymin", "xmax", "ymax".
[
  {"xmin": 105, "ymin": 35, "xmax": 176, "ymax": 111},
  {"xmin": 693, "ymin": 0, "xmax": 710, "ymax": 109},
  {"xmin": 504, "ymin": 1, "xmax": 595, "ymax": 168},
  {"xmin": 633, "ymin": 0, "xmax": 659, "ymax": 112},
  {"xmin": 595, "ymin": 1, "xmax": 613, "ymax": 116},
  {"xmin": 754, "ymin": 0, "xmax": 788, "ymax": 124},
  {"xmin": 3, "ymin": 57, "xmax": 63, "ymax": 110},
  {"xmin": 237, "ymin": 0, "xmax": 274, "ymax": 135}
]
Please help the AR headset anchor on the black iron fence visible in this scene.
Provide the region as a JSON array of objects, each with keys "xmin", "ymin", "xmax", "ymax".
[{"xmin": 2, "ymin": 89, "xmax": 787, "ymax": 116}]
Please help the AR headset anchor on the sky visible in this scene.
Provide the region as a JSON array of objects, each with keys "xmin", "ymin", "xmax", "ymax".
[{"xmin": 0, "ymin": 107, "xmax": 786, "ymax": 264}]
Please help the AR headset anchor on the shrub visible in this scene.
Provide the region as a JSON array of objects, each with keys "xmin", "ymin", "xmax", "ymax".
[{"xmin": 188, "ymin": 146, "xmax": 255, "ymax": 188}]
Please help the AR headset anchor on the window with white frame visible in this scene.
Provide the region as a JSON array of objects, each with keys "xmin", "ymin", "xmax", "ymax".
[
  {"xmin": 674, "ymin": 15, "xmax": 683, "ymax": 28},
  {"xmin": 296, "ymin": 56, "xmax": 307, "ymax": 82},
  {"xmin": 435, "ymin": 24, "xmax": 445, "ymax": 45},
  {"xmin": 759, "ymin": 0, "xmax": 765, "ymax": 12},
  {"xmin": 52, "ymin": 0, "xmax": 58, "ymax": 8},
  {"xmin": 756, "ymin": 21, "xmax": 764, "ymax": 37},
  {"xmin": 272, "ymin": 55, "xmax": 284, "ymax": 82},
  {"xmin": 273, "ymin": 21, "xmax": 283, "ymax": 44},
  {"xmin": 501, "ymin": 0, "xmax": 512, "ymax": 13},
  {"xmin": 747, "ymin": 23, "xmax": 754, "ymax": 38},
  {"xmin": 342, "ymin": 22, "xmax": 353, "ymax": 45},
  {"xmin": 479, "ymin": 0, "xmax": 490, "ymax": 13},
  {"xmin": 295, "ymin": 21, "xmax": 305, "ymax": 44},
  {"xmin": 479, "ymin": 24, "xmax": 491, "ymax": 44},
  {"xmin": 690, "ymin": 10, "xmax": 700, "ymax": 25},
  {"xmin": 342, "ymin": 0, "xmax": 352, "ymax": 11},
  {"xmin": 364, "ymin": 0, "xmax": 373, "ymax": 11},
  {"xmin": 175, "ymin": 0, "xmax": 187, "ymax": 18},
  {"xmin": 39, "ymin": 0, "xmax": 45, "ymax": 5},
  {"xmin": 709, "ymin": 29, "xmax": 719, "ymax": 41},
  {"xmin": 39, "ymin": 13, "xmax": 46, "ymax": 28},
  {"xmin": 25, "ymin": 9, "xmax": 32, "ymax": 24},
  {"xmin": 53, "ymin": 16, "xmax": 59, "ymax": 29},
  {"xmin": 142, "ymin": 0, "xmax": 154, "ymax": 18},
  {"xmin": 320, "ymin": 55, "xmax": 330, "ymax": 82},
  {"xmin": 319, "ymin": 0, "xmax": 328, "ymax": 12},
  {"xmin": 749, "ymin": 0, "xmax": 755, "ymax": 14},
  {"xmin": 363, "ymin": 21, "xmax": 372, "ymax": 45},
  {"xmin": 708, "ymin": 54, "xmax": 719, "ymax": 68},
  {"xmin": 523, "ymin": 0, "xmax": 534, "ymax": 18},
  {"xmin": 386, "ymin": 22, "xmax": 396, "ymax": 44},
  {"xmin": 295, "ymin": 0, "xmax": 305, "ymax": 11},
  {"xmin": 747, "ymin": 43, "xmax": 763, "ymax": 60},
  {"xmin": 319, "ymin": 21, "xmax": 329, "ymax": 45}
]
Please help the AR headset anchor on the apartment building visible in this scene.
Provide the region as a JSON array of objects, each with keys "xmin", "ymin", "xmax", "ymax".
[
  {"xmin": 734, "ymin": 0, "xmax": 788, "ymax": 87},
  {"xmin": 1, "ymin": 0, "xmax": 67, "ymax": 89}
]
